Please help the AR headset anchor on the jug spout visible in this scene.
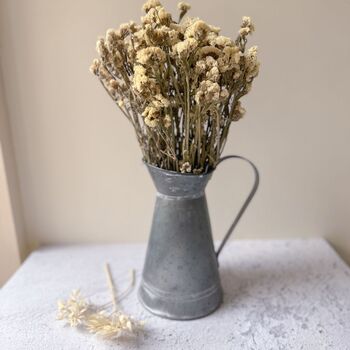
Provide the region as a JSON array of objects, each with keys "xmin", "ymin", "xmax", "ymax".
[{"xmin": 138, "ymin": 164, "xmax": 223, "ymax": 320}]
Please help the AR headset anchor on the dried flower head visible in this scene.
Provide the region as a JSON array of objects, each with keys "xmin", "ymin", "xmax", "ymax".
[
  {"xmin": 178, "ymin": 2, "xmax": 191, "ymax": 12},
  {"xmin": 137, "ymin": 47, "xmax": 167, "ymax": 65},
  {"xmin": 142, "ymin": 106, "xmax": 161, "ymax": 128},
  {"xmin": 232, "ymin": 101, "xmax": 246, "ymax": 121},
  {"xmin": 57, "ymin": 290, "xmax": 88, "ymax": 327},
  {"xmin": 185, "ymin": 20, "xmax": 211, "ymax": 40},
  {"xmin": 89, "ymin": 59, "xmax": 100, "ymax": 75},
  {"xmin": 239, "ymin": 16, "xmax": 255, "ymax": 36},
  {"xmin": 180, "ymin": 161, "xmax": 192, "ymax": 173},
  {"xmin": 178, "ymin": 2, "xmax": 191, "ymax": 21},
  {"xmin": 163, "ymin": 114, "xmax": 172, "ymax": 128},
  {"xmin": 86, "ymin": 311, "xmax": 143, "ymax": 339},
  {"xmin": 142, "ymin": 0, "xmax": 161, "ymax": 13},
  {"xmin": 173, "ymin": 38, "xmax": 198, "ymax": 58}
]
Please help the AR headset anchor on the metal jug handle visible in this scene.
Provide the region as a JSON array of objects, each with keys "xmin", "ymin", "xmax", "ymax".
[{"xmin": 215, "ymin": 155, "xmax": 260, "ymax": 257}]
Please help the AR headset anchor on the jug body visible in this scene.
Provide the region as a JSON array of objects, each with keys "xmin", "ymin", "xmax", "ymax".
[{"xmin": 138, "ymin": 164, "xmax": 223, "ymax": 320}]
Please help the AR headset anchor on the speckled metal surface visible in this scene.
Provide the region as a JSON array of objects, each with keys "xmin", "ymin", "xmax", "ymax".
[
  {"xmin": 140, "ymin": 164, "xmax": 222, "ymax": 320},
  {"xmin": 1, "ymin": 239, "xmax": 350, "ymax": 349}
]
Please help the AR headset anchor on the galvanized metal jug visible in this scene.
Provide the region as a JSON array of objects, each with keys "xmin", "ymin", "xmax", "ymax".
[{"xmin": 138, "ymin": 155, "xmax": 259, "ymax": 320}]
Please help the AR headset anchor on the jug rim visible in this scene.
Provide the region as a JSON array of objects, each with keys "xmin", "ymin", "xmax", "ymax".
[{"xmin": 143, "ymin": 160, "xmax": 215, "ymax": 177}]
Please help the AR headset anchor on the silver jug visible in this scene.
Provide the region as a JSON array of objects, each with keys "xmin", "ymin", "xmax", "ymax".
[{"xmin": 138, "ymin": 155, "xmax": 259, "ymax": 320}]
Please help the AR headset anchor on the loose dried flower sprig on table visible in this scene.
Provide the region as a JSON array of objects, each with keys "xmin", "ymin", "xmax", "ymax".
[
  {"xmin": 90, "ymin": 0, "xmax": 259, "ymax": 174},
  {"xmin": 57, "ymin": 264, "xmax": 144, "ymax": 340}
]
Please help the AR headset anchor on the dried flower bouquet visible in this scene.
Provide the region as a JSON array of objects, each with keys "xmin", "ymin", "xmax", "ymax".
[{"xmin": 91, "ymin": 0, "xmax": 259, "ymax": 174}]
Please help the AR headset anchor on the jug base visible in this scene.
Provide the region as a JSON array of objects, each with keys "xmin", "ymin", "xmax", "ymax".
[{"xmin": 138, "ymin": 279, "xmax": 223, "ymax": 320}]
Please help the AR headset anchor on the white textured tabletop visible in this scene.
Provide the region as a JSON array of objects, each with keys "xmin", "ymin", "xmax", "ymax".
[{"xmin": 1, "ymin": 239, "xmax": 350, "ymax": 349}]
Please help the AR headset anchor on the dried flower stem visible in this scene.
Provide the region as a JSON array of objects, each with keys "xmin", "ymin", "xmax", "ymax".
[{"xmin": 104, "ymin": 263, "xmax": 118, "ymax": 312}]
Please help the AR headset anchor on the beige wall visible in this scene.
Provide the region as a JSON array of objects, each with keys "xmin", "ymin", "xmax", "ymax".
[
  {"xmin": 0, "ymin": 1, "xmax": 349, "ymax": 263},
  {"xmin": 0, "ymin": 68, "xmax": 26, "ymax": 285}
]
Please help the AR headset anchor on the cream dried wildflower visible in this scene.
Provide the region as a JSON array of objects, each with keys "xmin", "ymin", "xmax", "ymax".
[
  {"xmin": 206, "ymin": 66, "xmax": 220, "ymax": 82},
  {"xmin": 246, "ymin": 62, "xmax": 260, "ymax": 81},
  {"xmin": 246, "ymin": 45, "xmax": 258, "ymax": 61},
  {"xmin": 167, "ymin": 29, "xmax": 181, "ymax": 45},
  {"xmin": 178, "ymin": 1, "xmax": 191, "ymax": 21},
  {"xmin": 141, "ymin": 5, "xmax": 171, "ymax": 26},
  {"xmin": 205, "ymin": 31, "xmax": 218, "ymax": 46},
  {"xmin": 132, "ymin": 65, "xmax": 155, "ymax": 93},
  {"xmin": 209, "ymin": 24, "xmax": 221, "ymax": 33},
  {"xmin": 144, "ymin": 25, "xmax": 179, "ymax": 46},
  {"xmin": 142, "ymin": 106, "xmax": 161, "ymax": 128},
  {"xmin": 96, "ymin": 38, "xmax": 109, "ymax": 60},
  {"xmin": 239, "ymin": 16, "xmax": 255, "ymax": 36},
  {"xmin": 217, "ymin": 45, "xmax": 241, "ymax": 72},
  {"xmin": 193, "ymin": 167, "xmax": 204, "ymax": 175},
  {"xmin": 97, "ymin": 65, "xmax": 111, "ymax": 81},
  {"xmin": 170, "ymin": 22, "xmax": 185, "ymax": 34},
  {"xmin": 119, "ymin": 22, "xmax": 134, "ymax": 37},
  {"xmin": 57, "ymin": 290, "xmax": 88, "ymax": 327},
  {"xmin": 145, "ymin": 116, "xmax": 159, "ymax": 128},
  {"xmin": 239, "ymin": 27, "xmax": 250, "ymax": 36},
  {"xmin": 204, "ymin": 56, "xmax": 217, "ymax": 68},
  {"xmin": 89, "ymin": 59, "xmax": 100, "ymax": 75},
  {"xmin": 163, "ymin": 114, "xmax": 172, "ymax": 128},
  {"xmin": 57, "ymin": 265, "xmax": 143, "ymax": 345},
  {"xmin": 111, "ymin": 51, "xmax": 124, "ymax": 69},
  {"xmin": 245, "ymin": 46, "xmax": 259, "ymax": 81},
  {"xmin": 195, "ymin": 80, "xmax": 221, "ymax": 104},
  {"xmin": 185, "ymin": 20, "xmax": 211, "ymax": 40},
  {"xmin": 86, "ymin": 312, "xmax": 143, "ymax": 339},
  {"xmin": 117, "ymin": 22, "xmax": 129, "ymax": 35},
  {"xmin": 142, "ymin": 0, "xmax": 161, "ymax": 12},
  {"xmin": 105, "ymin": 29, "xmax": 119, "ymax": 50},
  {"xmin": 232, "ymin": 101, "xmax": 246, "ymax": 121},
  {"xmin": 180, "ymin": 161, "xmax": 192, "ymax": 173},
  {"xmin": 132, "ymin": 65, "xmax": 149, "ymax": 92},
  {"xmin": 109, "ymin": 79, "xmax": 119, "ymax": 90},
  {"xmin": 157, "ymin": 6, "xmax": 172, "ymax": 24},
  {"xmin": 195, "ymin": 60, "xmax": 207, "ymax": 75},
  {"xmin": 173, "ymin": 38, "xmax": 198, "ymax": 58},
  {"xmin": 153, "ymin": 94, "xmax": 170, "ymax": 108},
  {"xmin": 213, "ymin": 35, "xmax": 234, "ymax": 48},
  {"xmin": 242, "ymin": 16, "xmax": 254, "ymax": 30},
  {"xmin": 178, "ymin": 2, "xmax": 191, "ymax": 12},
  {"xmin": 141, "ymin": 8, "xmax": 158, "ymax": 25},
  {"xmin": 181, "ymin": 16, "xmax": 199, "ymax": 29},
  {"xmin": 220, "ymin": 87, "xmax": 229, "ymax": 99},
  {"xmin": 136, "ymin": 47, "xmax": 166, "ymax": 65}
]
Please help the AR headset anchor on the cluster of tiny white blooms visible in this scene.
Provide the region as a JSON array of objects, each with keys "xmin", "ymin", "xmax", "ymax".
[
  {"xmin": 91, "ymin": 0, "xmax": 259, "ymax": 174},
  {"xmin": 86, "ymin": 312, "xmax": 143, "ymax": 339},
  {"xmin": 239, "ymin": 16, "xmax": 255, "ymax": 36},
  {"xmin": 180, "ymin": 161, "xmax": 192, "ymax": 173},
  {"xmin": 142, "ymin": 106, "xmax": 161, "ymax": 127},
  {"xmin": 57, "ymin": 290, "xmax": 143, "ymax": 340},
  {"xmin": 232, "ymin": 100, "xmax": 246, "ymax": 121},
  {"xmin": 245, "ymin": 45, "xmax": 260, "ymax": 82},
  {"xmin": 136, "ymin": 47, "xmax": 166, "ymax": 65},
  {"xmin": 57, "ymin": 290, "xmax": 88, "ymax": 327},
  {"xmin": 178, "ymin": 1, "xmax": 191, "ymax": 13},
  {"xmin": 173, "ymin": 38, "xmax": 198, "ymax": 58},
  {"xmin": 142, "ymin": 0, "xmax": 161, "ymax": 12}
]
